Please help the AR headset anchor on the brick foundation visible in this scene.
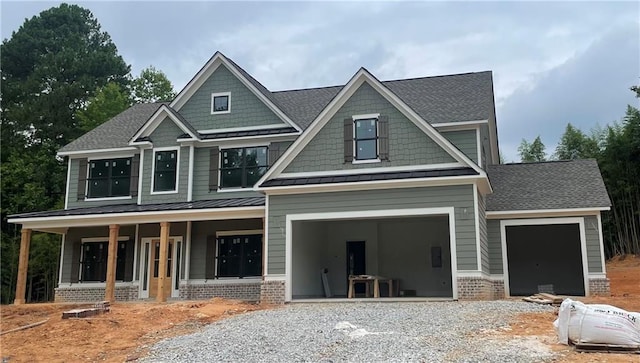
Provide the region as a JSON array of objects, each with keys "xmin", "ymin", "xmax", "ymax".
[
  {"xmin": 456, "ymin": 277, "xmax": 505, "ymax": 300},
  {"xmin": 260, "ymin": 280, "xmax": 286, "ymax": 304},
  {"xmin": 588, "ymin": 278, "xmax": 611, "ymax": 296},
  {"xmin": 179, "ymin": 281, "xmax": 262, "ymax": 301},
  {"xmin": 54, "ymin": 284, "xmax": 139, "ymax": 302}
]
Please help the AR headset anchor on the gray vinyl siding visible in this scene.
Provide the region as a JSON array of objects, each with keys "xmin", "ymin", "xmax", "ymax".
[
  {"xmin": 480, "ymin": 124, "xmax": 491, "ymax": 168},
  {"xmin": 62, "ymin": 225, "xmax": 136, "ymax": 283},
  {"xmin": 189, "ymin": 219, "xmax": 263, "ymax": 279},
  {"xmin": 66, "ymin": 157, "xmax": 138, "ymax": 209},
  {"xmin": 486, "ymin": 215, "xmax": 604, "ymax": 275},
  {"xmin": 141, "ymin": 118, "xmax": 189, "ymax": 204},
  {"xmin": 442, "ymin": 130, "xmax": 478, "ymax": 165},
  {"xmin": 192, "ymin": 140, "xmax": 293, "ymax": 201},
  {"xmin": 283, "ymin": 83, "xmax": 456, "ymax": 173},
  {"xmin": 478, "ymin": 191, "xmax": 489, "ymax": 273},
  {"xmin": 178, "ymin": 64, "xmax": 286, "ymax": 131},
  {"xmin": 584, "ymin": 215, "xmax": 603, "ymax": 273},
  {"xmin": 487, "ymin": 219, "xmax": 503, "ymax": 274},
  {"xmin": 268, "ymin": 185, "xmax": 477, "ymax": 274}
]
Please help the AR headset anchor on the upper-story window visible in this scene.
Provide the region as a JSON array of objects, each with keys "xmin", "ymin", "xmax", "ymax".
[
  {"xmin": 153, "ymin": 149, "xmax": 178, "ymax": 193},
  {"xmin": 354, "ymin": 117, "xmax": 379, "ymax": 161},
  {"xmin": 87, "ymin": 158, "xmax": 131, "ymax": 198},
  {"xmin": 221, "ymin": 146, "xmax": 267, "ymax": 188},
  {"xmin": 211, "ymin": 92, "xmax": 231, "ymax": 114}
]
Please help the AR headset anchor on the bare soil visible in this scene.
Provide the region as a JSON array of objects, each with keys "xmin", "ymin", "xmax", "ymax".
[
  {"xmin": 504, "ymin": 254, "xmax": 640, "ymax": 362},
  {"xmin": 0, "ymin": 298, "xmax": 270, "ymax": 362}
]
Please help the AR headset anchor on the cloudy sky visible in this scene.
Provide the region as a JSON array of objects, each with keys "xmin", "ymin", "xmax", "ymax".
[{"xmin": 2, "ymin": 1, "xmax": 639, "ymax": 161}]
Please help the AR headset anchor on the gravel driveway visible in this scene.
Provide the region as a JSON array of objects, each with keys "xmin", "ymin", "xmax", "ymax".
[{"xmin": 142, "ymin": 301, "xmax": 557, "ymax": 362}]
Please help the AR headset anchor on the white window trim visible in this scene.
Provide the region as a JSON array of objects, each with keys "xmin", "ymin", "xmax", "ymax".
[
  {"xmin": 211, "ymin": 92, "xmax": 231, "ymax": 114},
  {"xmin": 352, "ymin": 114, "xmax": 380, "ymax": 163},
  {"xmin": 138, "ymin": 236, "xmax": 184, "ymax": 299},
  {"xmin": 150, "ymin": 146, "xmax": 180, "ymax": 195},
  {"xmin": 85, "ymin": 156, "xmax": 135, "ymax": 200},
  {"xmin": 214, "ymin": 229, "xmax": 264, "ymax": 280}
]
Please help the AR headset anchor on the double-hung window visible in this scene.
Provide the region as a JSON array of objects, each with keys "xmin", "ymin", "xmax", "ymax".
[
  {"xmin": 216, "ymin": 234, "xmax": 262, "ymax": 278},
  {"xmin": 87, "ymin": 158, "xmax": 131, "ymax": 198},
  {"xmin": 354, "ymin": 117, "xmax": 378, "ymax": 160},
  {"xmin": 153, "ymin": 149, "xmax": 178, "ymax": 192},
  {"xmin": 220, "ymin": 147, "xmax": 267, "ymax": 188}
]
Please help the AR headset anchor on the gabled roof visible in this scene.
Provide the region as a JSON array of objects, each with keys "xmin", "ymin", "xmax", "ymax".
[
  {"xmin": 486, "ymin": 159, "xmax": 611, "ymax": 211},
  {"xmin": 129, "ymin": 104, "xmax": 199, "ymax": 144},
  {"xmin": 257, "ymin": 67, "xmax": 486, "ymax": 188},
  {"xmin": 58, "ymin": 103, "xmax": 165, "ymax": 154}
]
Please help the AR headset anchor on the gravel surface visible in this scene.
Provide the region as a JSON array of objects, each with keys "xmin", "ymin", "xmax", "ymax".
[{"xmin": 142, "ymin": 301, "xmax": 557, "ymax": 362}]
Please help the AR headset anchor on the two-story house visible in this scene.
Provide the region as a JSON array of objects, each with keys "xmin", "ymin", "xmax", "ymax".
[{"xmin": 9, "ymin": 52, "xmax": 611, "ymax": 304}]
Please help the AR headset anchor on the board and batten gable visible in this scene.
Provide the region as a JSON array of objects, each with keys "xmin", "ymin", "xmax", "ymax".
[
  {"xmin": 178, "ymin": 64, "xmax": 287, "ymax": 131},
  {"xmin": 486, "ymin": 215, "xmax": 604, "ymax": 275},
  {"xmin": 267, "ymin": 185, "xmax": 478, "ymax": 275},
  {"xmin": 192, "ymin": 141, "xmax": 293, "ymax": 201},
  {"xmin": 441, "ymin": 130, "xmax": 478, "ymax": 166},
  {"xmin": 141, "ymin": 117, "xmax": 189, "ymax": 204},
  {"xmin": 283, "ymin": 83, "xmax": 457, "ymax": 174}
]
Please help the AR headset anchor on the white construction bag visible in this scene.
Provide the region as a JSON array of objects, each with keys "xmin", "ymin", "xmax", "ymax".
[{"xmin": 554, "ymin": 298, "xmax": 640, "ymax": 347}]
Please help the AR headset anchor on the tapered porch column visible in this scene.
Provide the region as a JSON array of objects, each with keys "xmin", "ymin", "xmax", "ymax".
[
  {"xmin": 14, "ymin": 228, "xmax": 32, "ymax": 305},
  {"xmin": 105, "ymin": 224, "xmax": 120, "ymax": 302},
  {"xmin": 157, "ymin": 221, "xmax": 171, "ymax": 302}
]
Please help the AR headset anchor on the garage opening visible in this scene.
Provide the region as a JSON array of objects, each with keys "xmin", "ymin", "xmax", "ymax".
[
  {"xmin": 506, "ymin": 223, "xmax": 585, "ymax": 296},
  {"xmin": 291, "ymin": 216, "xmax": 453, "ymax": 300}
]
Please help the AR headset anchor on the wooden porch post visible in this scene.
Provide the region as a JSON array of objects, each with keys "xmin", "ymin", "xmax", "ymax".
[
  {"xmin": 105, "ymin": 224, "xmax": 120, "ymax": 302},
  {"xmin": 157, "ymin": 221, "xmax": 170, "ymax": 302},
  {"xmin": 14, "ymin": 228, "xmax": 32, "ymax": 305}
]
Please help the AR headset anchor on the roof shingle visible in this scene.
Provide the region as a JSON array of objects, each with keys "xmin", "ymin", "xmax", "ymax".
[{"xmin": 486, "ymin": 159, "xmax": 611, "ymax": 211}]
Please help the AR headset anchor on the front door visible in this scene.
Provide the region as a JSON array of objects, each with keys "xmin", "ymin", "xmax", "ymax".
[
  {"xmin": 149, "ymin": 238, "xmax": 173, "ymax": 299},
  {"xmin": 346, "ymin": 241, "xmax": 366, "ymax": 294}
]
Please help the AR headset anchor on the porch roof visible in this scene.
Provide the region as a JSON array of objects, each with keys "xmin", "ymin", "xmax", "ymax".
[
  {"xmin": 261, "ymin": 167, "xmax": 478, "ymax": 187},
  {"xmin": 8, "ymin": 197, "xmax": 265, "ymax": 220}
]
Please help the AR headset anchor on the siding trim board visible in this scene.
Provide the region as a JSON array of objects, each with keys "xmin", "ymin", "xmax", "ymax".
[
  {"xmin": 279, "ymin": 162, "xmax": 464, "ymax": 178},
  {"xmin": 257, "ymin": 68, "xmax": 486, "ymax": 188},
  {"xmin": 284, "ymin": 206, "xmax": 458, "ymax": 302},
  {"xmin": 487, "ymin": 207, "xmax": 609, "ymax": 219},
  {"xmin": 499, "ymin": 217, "xmax": 590, "ymax": 297}
]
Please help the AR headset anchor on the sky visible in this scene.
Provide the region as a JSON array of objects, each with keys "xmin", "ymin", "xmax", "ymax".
[{"xmin": 2, "ymin": 1, "xmax": 639, "ymax": 162}]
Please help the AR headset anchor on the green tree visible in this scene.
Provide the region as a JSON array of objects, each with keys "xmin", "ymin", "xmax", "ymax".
[
  {"xmin": 131, "ymin": 66, "xmax": 176, "ymax": 103},
  {"xmin": 554, "ymin": 123, "xmax": 600, "ymax": 160},
  {"xmin": 517, "ymin": 136, "xmax": 547, "ymax": 162},
  {"xmin": 77, "ymin": 82, "xmax": 131, "ymax": 131},
  {"xmin": 0, "ymin": 3, "xmax": 130, "ymax": 303}
]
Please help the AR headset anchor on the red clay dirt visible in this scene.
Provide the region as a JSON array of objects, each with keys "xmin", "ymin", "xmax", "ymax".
[
  {"xmin": 504, "ymin": 254, "xmax": 640, "ymax": 362},
  {"xmin": 0, "ymin": 298, "xmax": 270, "ymax": 362}
]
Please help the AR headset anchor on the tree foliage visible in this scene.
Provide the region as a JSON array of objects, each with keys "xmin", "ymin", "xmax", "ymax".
[
  {"xmin": 554, "ymin": 123, "xmax": 600, "ymax": 160},
  {"xmin": 131, "ymin": 66, "xmax": 176, "ymax": 103},
  {"xmin": 517, "ymin": 136, "xmax": 547, "ymax": 162},
  {"xmin": 77, "ymin": 82, "xmax": 130, "ymax": 131}
]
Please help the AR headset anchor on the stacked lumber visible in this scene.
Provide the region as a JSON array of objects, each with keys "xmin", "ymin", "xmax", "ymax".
[
  {"xmin": 522, "ymin": 293, "xmax": 563, "ymax": 305},
  {"xmin": 573, "ymin": 342, "xmax": 640, "ymax": 354}
]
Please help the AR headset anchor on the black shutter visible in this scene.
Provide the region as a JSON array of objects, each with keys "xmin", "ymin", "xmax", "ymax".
[
  {"xmin": 206, "ymin": 235, "xmax": 216, "ymax": 279},
  {"xmin": 124, "ymin": 239, "xmax": 135, "ymax": 282},
  {"xmin": 268, "ymin": 143, "xmax": 281, "ymax": 167},
  {"xmin": 209, "ymin": 147, "xmax": 220, "ymax": 191},
  {"xmin": 77, "ymin": 159, "xmax": 88, "ymax": 201},
  {"xmin": 344, "ymin": 118, "xmax": 354, "ymax": 163},
  {"xmin": 378, "ymin": 115, "xmax": 390, "ymax": 161},
  {"xmin": 130, "ymin": 154, "xmax": 140, "ymax": 198},
  {"xmin": 70, "ymin": 241, "xmax": 81, "ymax": 283}
]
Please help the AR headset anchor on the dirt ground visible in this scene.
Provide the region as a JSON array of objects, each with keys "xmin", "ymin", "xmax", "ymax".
[
  {"xmin": 0, "ymin": 298, "xmax": 269, "ymax": 362},
  {"xmin": 504, "ymin": 254, "xmax": 640, "ymax": 362},
  {"xmin": 1, "ymin": 256, "xmax": 638, "ymax": 362}
]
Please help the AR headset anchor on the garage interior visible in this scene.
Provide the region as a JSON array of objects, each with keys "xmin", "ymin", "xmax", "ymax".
[
  {"xmin": 291, "ymin": 216, "xmax": 453, "ymax": 299},
  {"xmin": 505, "ymin": 223, "xmax": 585, "ymax": 296}
]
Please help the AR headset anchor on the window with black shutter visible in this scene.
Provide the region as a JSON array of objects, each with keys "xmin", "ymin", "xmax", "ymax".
[
  {"xmin": 220, "ymin": 147, "xmax": 268, "ymax": 188},
  {"xmin": 87, "ymin": 158, "xmax": 132, "ymax": 198}
]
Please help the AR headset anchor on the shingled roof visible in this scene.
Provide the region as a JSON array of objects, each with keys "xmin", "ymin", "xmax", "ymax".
[
  {"xmin": 59, "ymin": 61, "xmax": 495, "ymax": 153},
  {"xmin": 59, "ymin": 103, "xmax": 165, "ymax": 153},
  {"xmin": 486, "ymin": 159, "xmax": 611, "ymax": 211}
]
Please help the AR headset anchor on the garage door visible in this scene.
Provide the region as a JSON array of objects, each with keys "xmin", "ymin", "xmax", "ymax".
[{"xmin": 506, "ymin": 224, "xmax": 584, "ymax": 296}]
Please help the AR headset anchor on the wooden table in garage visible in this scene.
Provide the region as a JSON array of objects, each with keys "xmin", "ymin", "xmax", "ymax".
[{"xmin": 347, "ymin": 275, "xmax": 395, "ymax": 298}]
